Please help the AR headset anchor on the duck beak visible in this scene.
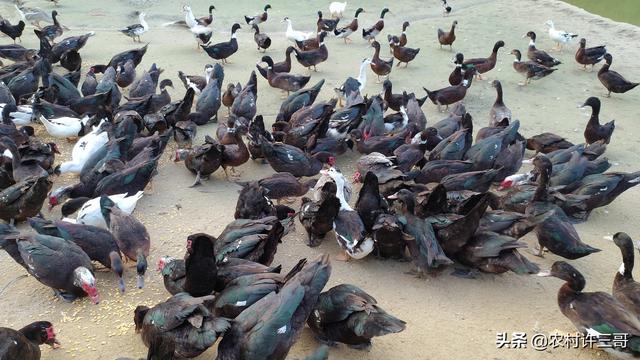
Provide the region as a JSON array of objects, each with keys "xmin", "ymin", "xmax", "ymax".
[
  {"xmin": 536, "ymin": 270, "xmax": 551, "ymax": 277},
  {"xmin": 387, "ymin": 193, "xmax": 399, "ymax": 200},
  {"xmin": 118, "ymin": 278, "xmax": 126, "ymax": 293},
  {"xmin": 136, "ymin": 274, "xmax": 145, "ymax": 289}
]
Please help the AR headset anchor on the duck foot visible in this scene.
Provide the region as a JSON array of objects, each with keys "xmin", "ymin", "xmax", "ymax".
[
  {"xmin": 451, "ymin": 267, "xmax": 479, "ymax": 279},
  {"xmin": 348, "ymin": 341, "xmax": 373, "ymax": 351},
  {"xmin": 54, "ymin": 290, "xmax": 77, "ymax": 303}
]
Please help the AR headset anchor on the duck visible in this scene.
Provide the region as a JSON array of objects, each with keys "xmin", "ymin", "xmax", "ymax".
[
  {"xmin": 256, "ymin": 47, "xmax": 294, "ymax": 80},
  {"xmin": 581, "ymin": 97, "xmax": 614, "ymax": 144},
  {"xmin": 370, "ymin": 213, "xmax": 405, "ymax": 259},
  {"xmin": 325, "ymin": 167, "xmax": 375, "ymax": 260},
  {"xmin": 282, "ymin": 17, "xmax": 314, "ymax": 42},
  {"xmin": 56, "ymin": 120, "xmax": 109, "ymax": 174},
  {"xmin": 261, "ymin": 138, "xmax": 334, "ymax": 177},
  {"xmin": 388, "ymin": 189, "xmax": 453, "ymax": 275},
  {"xmin": 260, "ymin": 56, "xmax": 311, "ymax": 95},
  {"xmin": 115, "ymin": 59, "xmax": 136, "ymax": 87},
  {"xmin": 329, "ymin": 2, "xmax": 348, "ymax": 18},
  {"xmin": 334, "ymin": 8, "xmax": 364, "ymax": 43},
  {"xmin": 423, "ymin": 68, "xmax": 475, "ymax": 112},
  {"xmin": 538, "ymin": 261, "xmax": 640, "ymax": 357},
  {"xmin": 307, "ymin": 284, "xmax": 406, "ymax": 350},
  {"xmin": 317, "ymin": 11, "xmax": 339, "ymax": 31},
  {"xmin": 241, "ymin": 172, "xmax": 318, "ymax": 201},
  {"xmin": 389, "ymin": 21, "xmax": 410, "ymax": 50},
  {"xmin": 389, "ymin": 36, "xmax": 420, "ymax": 67},
  {"xmin": 15, "ymin": 5, "xmax": 54, "ymax": 28},
  {"xmin": 174, "ymin": 135, "xmax": 224, "ymax": 187},
  {"xmin": 441, "ymin": 169, "xmax": 500, "ymax": 192},
  {"xmin": 370, "ymin": 40, "xmax": 394, "ymax": 82},
  {"xmin": 561, "ymin": 171, "xmax": 640, "ymax": 221},
  {"xmin": 181, "ymin": 233, "xmax": 218, "ymax": 297},
  {"xmin": 0, "ymin": 175, "xmax": 51, "ymax": 223},
  {"xmin": 355, "ymin": 172, "xmax": 388, "ymax": 232},
  {"xmin": 292, "ymin": 32, "xmax": 329, "ymax": 71},
  {"xmin": 362, "ymin": 8, "xmax": 390, "ymax": 43},
  {"xmin": 216, "ymin": 255, "xmax": 330, "ymax": 360},
  {"xmin": 296, "ymin": 28, "xmax": 323, "ymax": 51},
  {"xmin": 299, "ymin": 181, "xmax": 341, "ymax": 247},
  {"xmin": 0, "ymin": 138, "xmax": 48, "ymax": 183},
  {"xmin": 335, "ymin": 58, "xmax": 371, "ymax": 105},
  {"xmin": 120, "ymin": 12, "xmax": 148, "ymax": 42},
  {"xmin": 526, "ymin": 131, "xmax": 574, "ymax": 153},
  {"xmin": 575, "ymin": 38, "xmax": 606, "ymax": 71},
  {"xmin": 252, "ymin": 24, "xmax": 271, "ymax": 52},
  {"xmin": 29, "ymin": 218, "xmax": 126, "ymax": 293},
  {"xmin": 442, "ymin": 0, "xmax": 452, "ymax": 15},
  {"xmin": 598, "ymin": 53, "xmax": 639, "ymax": 97},
  {"xmin": 456, "ymin": 231, "xmax": 540, "ymax": 275},
  {"xmin": 234, "ymin": 181, "xmax": 276, "ymax": 220},
  {"xmin": 38, "ymin": 10, "xmax": 63, "ymax": 43},
  {"xmin": 349, "ymin": 129, "xmax": 406, "ymax": 156},
  {"xmin": 0, "ymin": 321, "xmax": 60, "ymax": 360},
  {"xmin": 0, "ymin": 103, "xmax": 32, "ymax": 126},
  {"xmin": 525, "ymin": 155, "xmax": 600, "ymax": 259},
  {"xmin": 245, "ymin": 4, "xmax": 271, "ymax": 26},
  {"xmin": 0, "ymin": 18, "xmax": 25, "ymax": 43},
  {"xmin": 488, "ymin": 80, "xmax": 511, "ymax": 126},
  {"xmin": 93, "ymin": 156, "xmax": 159, "ymax": 197},
  {"xmin": 134, "ymin": 293, "xmax": 229, "ymax": 359},
  {"xmin": 93, "ymin": 43, "xmax": 148, "ymax": 72},
  {"xmin": 437, "ymin": 20, "xmax": 457, "ymax": 50},
  {"xmin": 178, "ymin": 64, "xmax": 213, "ymax": 93},
  {"xmin": 100, "ymin": 196, "xmax": 150, "ymax": 289},
  {"xmin": 201, "ymin": 23, "xmax": 241, "ymax": 64},
  {"xmin": 49, "ymin": 31, "xmax": 95, "ymax": 63},
  {"xmin": 8, "ymin": 58, "xmax": 51, "ymax": 104},
  {"xmin": 611, "ymin": 232, "xmax": 640, "ymax": 317},
  {"xmin": 211, "ymin": 258, "xmax": 307, "ymax": 318},
  {"xmin": 222, "ymin": 82, "xmax": 242, "ymax": 114},
  {"xmin": 510, "ymin": 49, "xmax": 556, "ymax": 86},
  {"xmin": 462, "ymin": 40, "xmax": 504, "ymax": 80},
  {"xmin": 38, "ymin": 114, "xmax": 86, "ymax": 139},
  {"xmin": 545, "ymin": 20, "xmax": 577, "ymax": 51},
  {"xmin": 7, "ymin": 233, "xmax": 99, "ymax": 303},
  {"xmin": 63, "ymin": 191, "xmax": 144, "ymax": 228},
  {"xmin": 276, "ymin": 79, "xmax": 325, "ymax": 122},
  {"xmin": 219, "ymin": 127, "xmax": 250, "ymax": 179},
  {"xmin": 215, "ymin": 216, "xmax": 284, "ymax": 266},
  {"xmin": 524, "ymin": 31, "xmax": 561, "ymax": 67}
]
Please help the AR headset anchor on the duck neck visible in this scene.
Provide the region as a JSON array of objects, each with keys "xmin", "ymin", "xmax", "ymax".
[
  {"xmin": 286, "ymin": 20, "xmax": 293, "ymax": 33},
  {"xmin": 532, "ymin": 167, "xmax": 550, "ymax": 202},
  {"xmin": 373, "ymin": 46, "xmax": 380, "ymax": 60},
  {"xmin": 53, "ymin": 13, "xmax": 59, "ymax": 27},
  {"xmin": 450, "ymin": 23, "xmax": 456, "ymax": 34},
  {"xmin": 494, "ymin": 83, "xmax": 504, "ymax": 105},
  {"xmin": 333, "ymin": 177, "xmax": 352, "ymax": 211},
  {"xmin": 140, "ymin": 16, "xmax": 148, "ymax": 31},
  {"xmin": 358, "ymin": 62, "xmax": 368, "ymax": 86},
  {"xmin": 557, "ymin": 282, "xmax": 580, "ymax": 310}
]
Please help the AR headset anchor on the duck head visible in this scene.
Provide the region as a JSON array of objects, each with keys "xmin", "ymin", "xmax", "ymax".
[
  {"xmin": 134, "ymin": 305, "xmax": 150, "ymax": 333},
  {"xmin": 613, "ymin": 232, "xmax": 635, "ymax": 278},
  {"xmin": 387, "ymin": 189, "xmax": 416, "ymax": 215},
  {"xmin": 523, "ymin": 31, "xmax": 536, "ymax": 44},
  {"xmin": 355, "ymin": 8, "xmax": 365, "ymax": 17},
  {"xmin": 109, "ymin": 251, "xmax": 125, "ymax": 293},
  {"xmin": 186, "ymin": 233, "xmax": 216, "ymax": 257},
  {"xmin": 73, "ymin": 267, "xmax": 99, "ymax": 304},
  {"xmin": 452, "ymin": 52, "xmax": 463, "ymax": 65},
  {"xmin": 537, "ymin": 261, "xmax": 586, "ymax": 292},
  {"xmin": 136, "ymin": 249, "xmax": 147, "ymax": 289},
  {"xmin": 281, "ymin": 17, "xmax": 291, "ymax": 24},
  {"xmin": 20, "ymin": 321, "xmax": 60, "ymax": 348},
  {"xmin": 509, "ymin": 49, "xmax": 522, "ymax": 62},
  {"xmin": 156, "ymin": 255, "xmax": 175, "ymax": 272},
  {"xmin": 159, "ymin": 79, "xmax": 174, "ymax": 90},
  {"xmin": 48, "ymin": 185, "xmax": 73, "ymax": 210},
  {"xmin": 264, "ymin": 4, "xmax": 272, "ymax": 11},
  {"xmin": 231, "ymin": 23, "xmax": 241, "ymax": 35},
  {"xmin": 402, "ymin": 21, "xmax": 410, "ymax": 31},
  {"xmin": 380, "ymin": 8, "xmax": 390, "ymax": 18},
  {"xmin": 579, "ymin": 38, "xmax": 586, "ymax": 48}
]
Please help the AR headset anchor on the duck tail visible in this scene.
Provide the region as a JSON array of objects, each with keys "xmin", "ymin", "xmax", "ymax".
[
  {"xmin": 244, "ymin": 16, "xmax": 253, "ymax": 25},
  {"xmin": 283, "ymin": 258, "xmax": 308, "ymax": 283}
]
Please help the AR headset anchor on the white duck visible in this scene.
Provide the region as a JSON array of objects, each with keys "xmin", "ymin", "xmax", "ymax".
[
  {"xmin": 75, "ymin": 191, "xmax": 145, "ymax": 228},
  {"xmin": 183, "ymin": 5, "xmax": 198, "ymax": 28},
  {"xmin": 39, "ymin": 114, "xmax": 88, "ymax": 138},
  {"xmin": 334, "ymin": 58, "xmax": 371, "ymax": 106},
  {"xmin": 0, "ymin": 103, "xmax": 32, "ymax": 126},
  {"xmin": 329, "ymin": 2, "xmax": 347, "ymax": 18},
  {"xmin": 15, "ymin": 5, "xmax": 53, "ymax": 27},
  {"xmin": 281, "ymin": 17, "xmax": 313, "ymax": 42},
  {"xmin": 56, "ymin": 119, "xmax": 109, "ymax": 174},
  {"xmin": 545, "ymin": 20, "xmax": 577, "ymax": 50},
  {"xmin": 324, "ymin": 167, "xmax": 374, "ymax": 260}
]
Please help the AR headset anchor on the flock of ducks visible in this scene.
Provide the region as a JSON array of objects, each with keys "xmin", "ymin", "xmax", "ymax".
[{"xmin": 0, "ymin": 0, "xmax": 639, "ymax": 359}]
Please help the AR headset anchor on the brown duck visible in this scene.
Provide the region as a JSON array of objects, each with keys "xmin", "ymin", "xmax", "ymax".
[
  {"xmin": 389, "ymin": 36, "xmax": 420, "ymax": 67},
  {"xmin": 524, "ymin": 31, "xmax": 561, "ymax": 67},
  {"xmin": 333, "ymin": 8, "xmax": 365, "ymax": 44},
  {"xmin": 424, "ymin": 68, "xmax": 475, "ymax": 112},
  {"xmin": 581, "ymin": 97, "xmax": 614, "ymax": 144},
  {"xmin": 575, "ymin": 38, "xmax": 606, "ymax": 71},
  {"xmin": 292, "ymin": 32, "xmax": 329, "ymax": 71},
  {"xmin": 259, "ymin": 56, "xmax": 310, "ymax": 95},
  {"xmin": 370, "ymin": 40, "xmax": 393, "ymax": 82},
  {"xmin": 598, "ymin": 53, "xmax": 638, "ymax": 97},
  {"xmin": 510, "ymin": 49, "xmax": 556, "ymax": 86},
  {"xmin": 437, "ymin": 20, "xmax": 457, "ymax": 50},
  {"xmin": 463, "ymin": 40, "xmax": 504, "ymax": 80},
  {"xmin": 221, "ymin": 127, "xmax": 250, "ymax": 179}
]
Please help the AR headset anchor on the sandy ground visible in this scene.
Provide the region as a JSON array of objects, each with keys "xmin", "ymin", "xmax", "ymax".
[{"xmin": 1, "ymin": 0, "xmax": 640, "ymax": 359}]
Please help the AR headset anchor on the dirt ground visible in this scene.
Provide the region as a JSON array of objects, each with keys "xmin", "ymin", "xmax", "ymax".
[{"xmin": 1, "ymin": 0, "xmax": 639, "ymax": 358}]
